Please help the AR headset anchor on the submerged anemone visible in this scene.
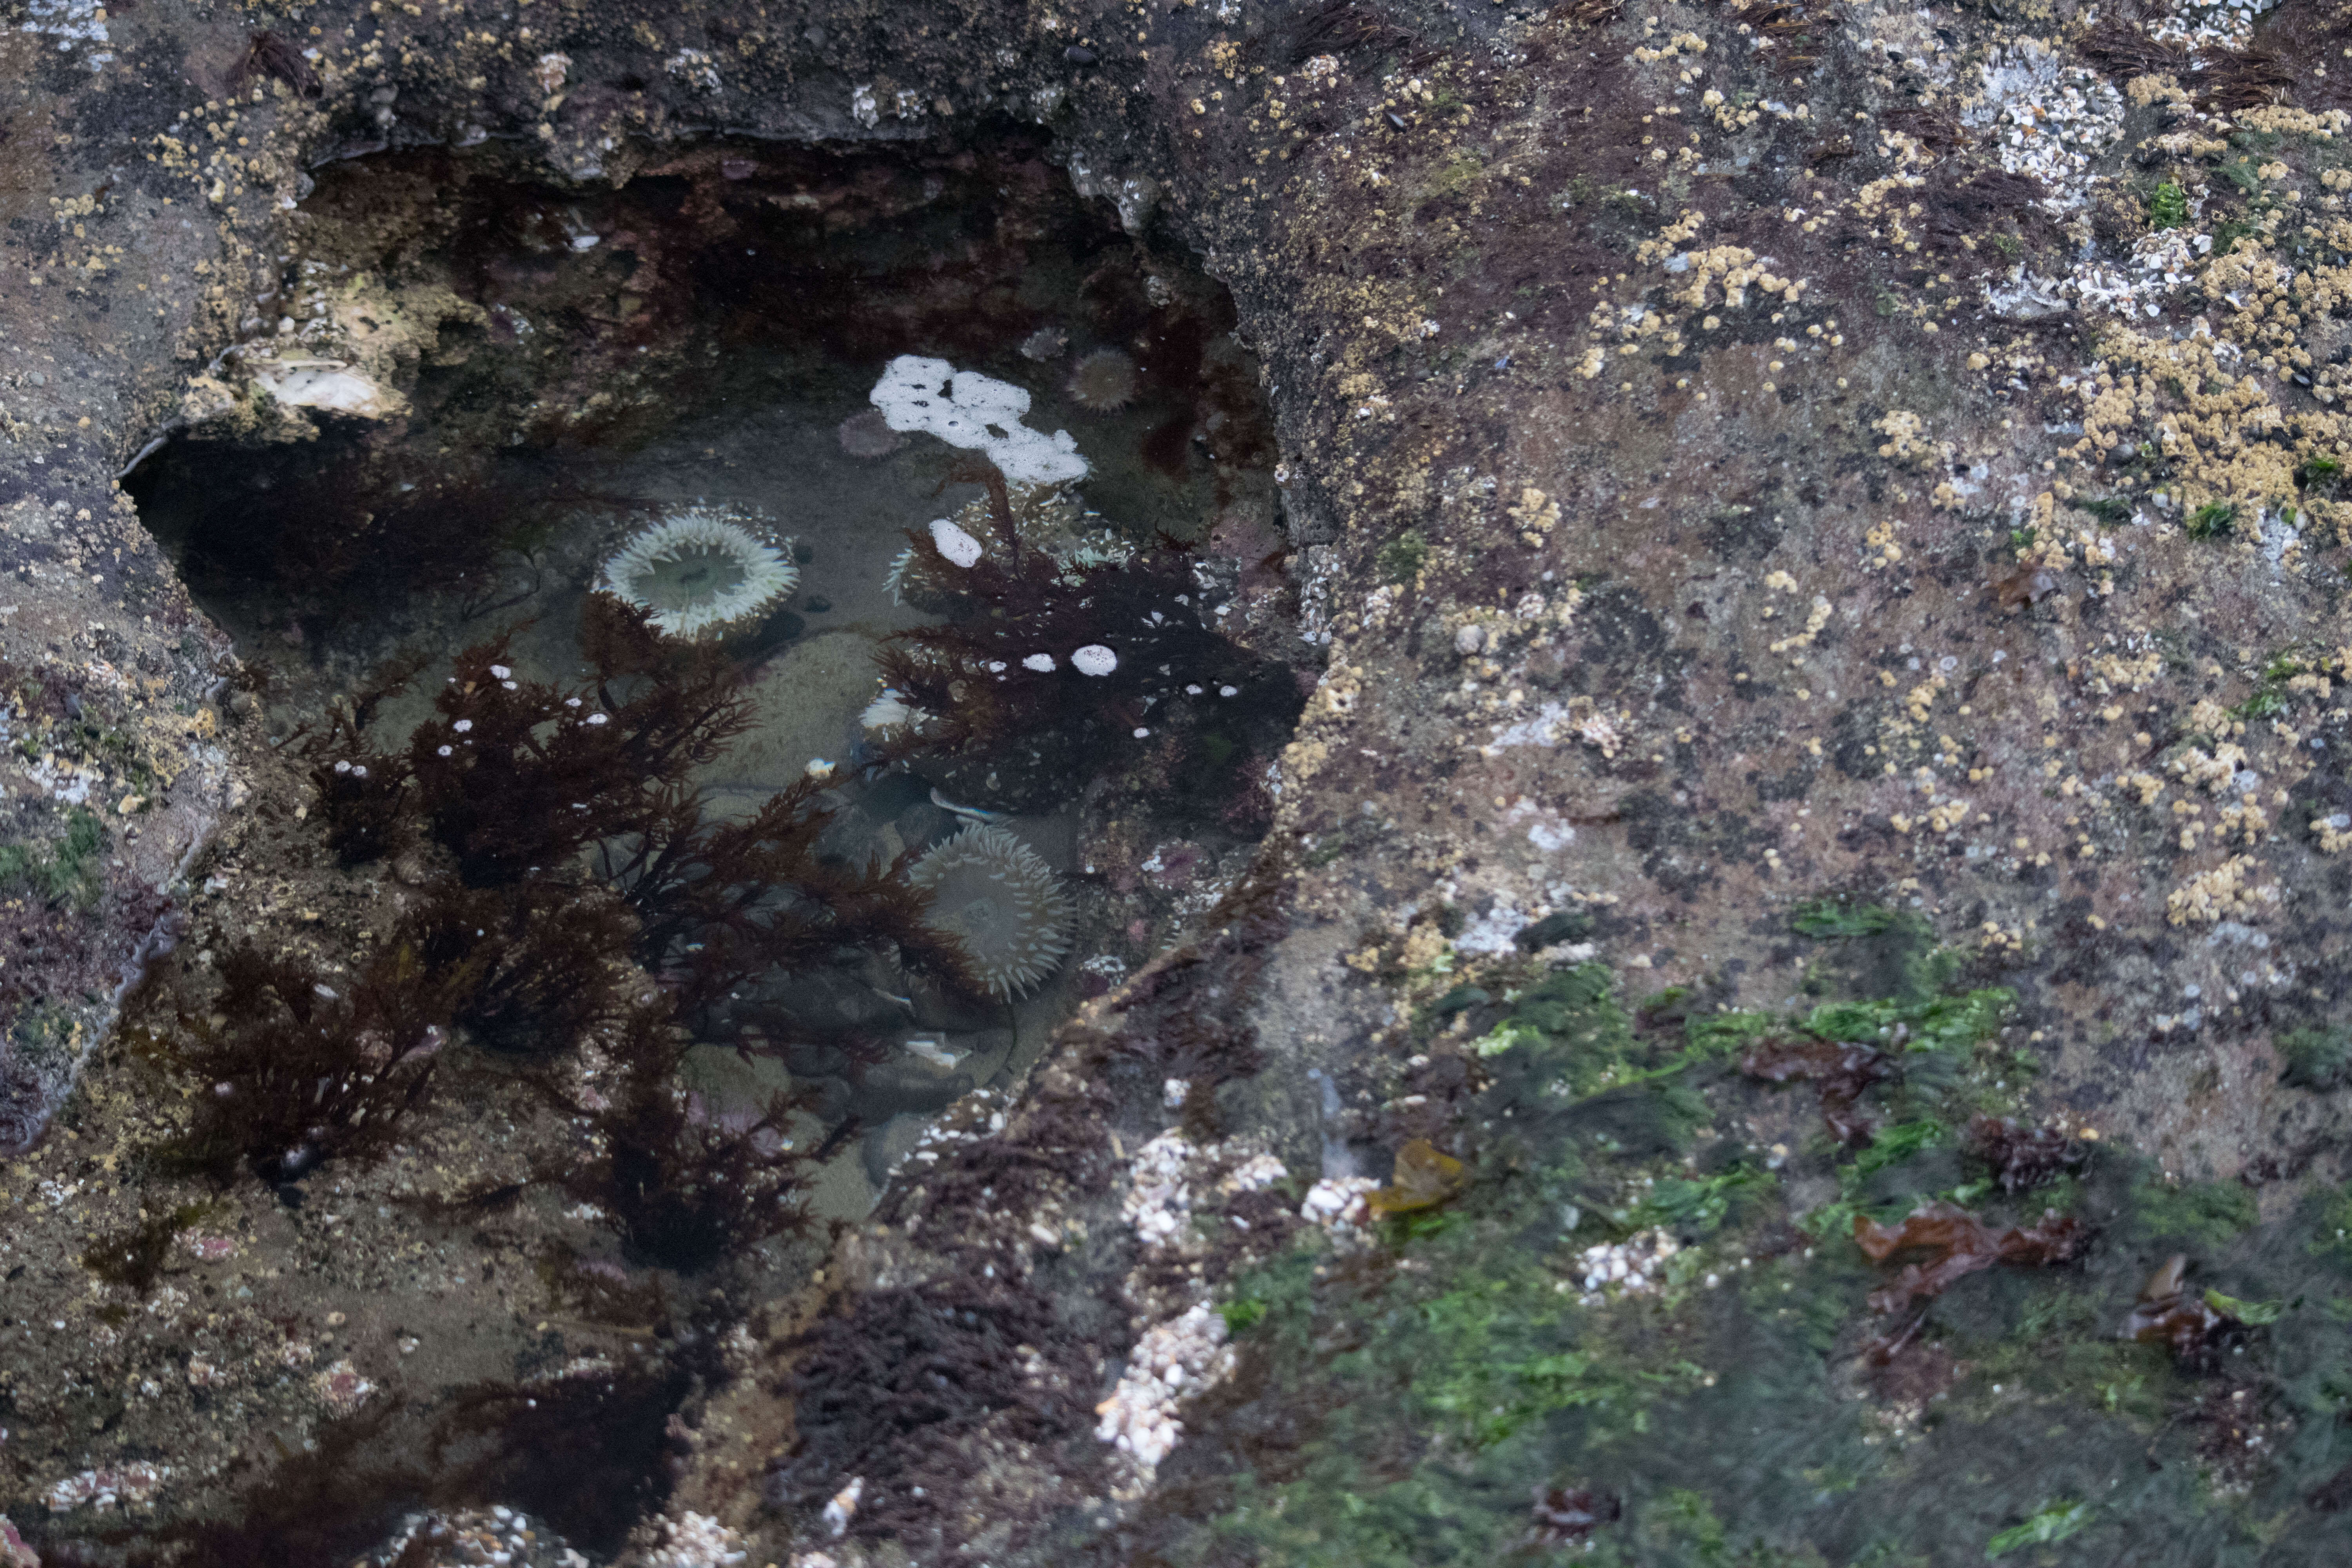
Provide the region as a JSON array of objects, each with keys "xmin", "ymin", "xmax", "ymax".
[
  {"xmin": 1066, "ymin": 348, "xmax": 1140, "ymax": 413},
  {"xmin": 1020, "ymin": 326, "xmax": 1069, "ymax": 362},
  {"xmin": 836, "ymin": 409, "xmax": 903, "ymax": 460},
  {"xmin": 596, "ymin": 506, "xmax": 799, "ymax": 641},
  {"xmin": 907, "ymin": 824, "xmax": 1072, "ymax": 1001},
  {"xmin": 859, "ymin": 687, "xmax": 922, "ymax": 735}
]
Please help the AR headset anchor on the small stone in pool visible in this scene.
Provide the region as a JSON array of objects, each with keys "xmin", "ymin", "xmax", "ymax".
[
  {"xmin": 795, "ymin": 542, "xmax": 816, "ymax": 565},
  {"xmin": 804, "ymin": 595, "xmax": 832, "ymax": 613}
]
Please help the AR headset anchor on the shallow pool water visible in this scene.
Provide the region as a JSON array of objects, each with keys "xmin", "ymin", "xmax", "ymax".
[{"xmin": 123, "ymin": 132, "xmax": 1289, "ymax": 1215}]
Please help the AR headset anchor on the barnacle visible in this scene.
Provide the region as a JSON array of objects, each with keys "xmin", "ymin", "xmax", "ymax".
[
  {"xmin": 595, "ymin": 506, "xmax": 798, "ymax": 641},
  {"xmin": 906, "ymin": 824, "xmax": 1072, "ymax": 1000}
]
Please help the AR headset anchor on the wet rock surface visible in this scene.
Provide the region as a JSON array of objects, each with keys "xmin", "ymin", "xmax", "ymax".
[{"xmin": 19, "ymin": 0, "xmax": 2352, "ymax": 1560}]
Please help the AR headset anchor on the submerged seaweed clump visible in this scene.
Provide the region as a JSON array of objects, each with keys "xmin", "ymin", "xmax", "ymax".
[
  {"xmin": 872, "ymin": 463, "xmax": 1301, "ymax": 812},
  {"xmin": 172, "ymin": 597, "xmax": 967, "ymax": 1254},
  {"xmin": 174, "ymin": 940, "xmax": 452, "ymax": 1184},
  {"xmin": 880, "ymin": 480, "xmax": 1131, "ymax": 612}
]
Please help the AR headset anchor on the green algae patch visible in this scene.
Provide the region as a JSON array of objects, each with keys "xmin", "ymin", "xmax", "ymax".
[
  {"xmin": 1985, "ymin": 1499, "xmax": 2094, "ymax": 1557},
  {"xmin": 1789, "ymin": 899, "xmax": 1916, "ymax": 940},
  {"xmin": 2130, "ymin": 1176, "xmax": 2260, "ymax": 1249},
  {"xmin": 1143, "ymin": 916, "xmax": 2352, "ymax": 1566},
  {"xmin": 0, "ymin": 805, "xmax": 105, "ymax": 911},
  {"xmin": 2277, "ymin": 1026, "xmax": 2352, "ymax": 1091}
]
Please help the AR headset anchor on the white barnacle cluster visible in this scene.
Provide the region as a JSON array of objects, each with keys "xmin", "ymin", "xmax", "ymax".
[
  {"xmin": 1118, "ymin": 1131, "xmax": 1288, "ymax": 1250},
  {"xmin": 2145, "ymin": 0, "xmax": 2281, "ymax": 48},
  {"xmin": 1091, "ymin": 1137, "xmax": 1277, "ymax": 1474},
  {"xmin": 1570, "ymin": 1229, "xmax": 1681, "ymax": 1305},
  {"xmin": 1299, "ymin": 1175, "xmax": 1379, "ymax": 1235},
  {"xmin": 365, "ymin": 1505, "xmax": 592, "ymax": 1567},
  {"xmin": 1094, "ymin": 1302, "xmax": 1234, "ymax": 1470},
  {"xmin": 2070, "ymin": 229, "xmax": 2216, "ymax": 320},
  {"xmin": 44, "ymin": 1462, "xmax": 171, "ymax": 1513},
  {"xmin": 595, "ymin": 506, "xmax": 798, "ymax": 641},
  {"xmin": 1480, "ymin": 695, "xmax": 1631, "ymax": 759},
  {"xmin": 1122, "ymin": 1128, "xmax": 1201, "ymax": 1247},
  {"xmin": 906, "ymin": 824, "xmax": 1073, "ymax": 999},
  {"xmin": 1963, "ymin": 40, "xmax": 2123, "ymax": 210},
  {"xmin": 16, "ymin": 0, "xmax": 114, "ymax": 71},
  {"xmin": 874, "ymin": 1087, "xmax": 1012, "ymax": 1188},
  {"xmin": 642, "ymin": 1510, "xmax": 749, "ymax": 1568},
  {"xmin": 868, "ymin": 354, "xmax": 1088, "ymax": 485}
]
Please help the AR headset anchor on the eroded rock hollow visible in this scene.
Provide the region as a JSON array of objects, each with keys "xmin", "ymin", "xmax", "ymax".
[{"xmin": 12, "ymin": 0, "xmax": 2352, "ymax": 1560}]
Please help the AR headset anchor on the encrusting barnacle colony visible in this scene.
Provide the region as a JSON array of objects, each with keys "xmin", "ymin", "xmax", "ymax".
[
  {"xmin": 595, "ymin": 506, "xmax": 799, "ymax": 641},
  {"xmin": 905, "ymin": 824, "xmax": 1072, "ymax": 1000}
]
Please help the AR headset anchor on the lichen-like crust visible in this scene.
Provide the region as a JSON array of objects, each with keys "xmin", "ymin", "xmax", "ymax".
[
  {"xmin": 906, "ymin": 823, "xmax": 1071, "ymax": 1000},
  {"xmin": 596, "ymin": 506, "xmax": 799, "ymax": 641}
]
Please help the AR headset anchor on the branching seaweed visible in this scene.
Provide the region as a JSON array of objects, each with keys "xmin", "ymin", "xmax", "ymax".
[
  {"xmin": 410, "ymin": 600, "xmax": 752, "ymax": 887},
  {"xmin": 872, "ymin": 464, "xmax": 1299, "ymax": 812},
  {"xmin": 602, "ymin": 774, "xmax": 975, "ymax": 1019},
  {"xmin": 555, "ymin": 1003, "xmax": 815, "ymax": 1271},
  {"xmin": 407, "ymin": 880, "xmax": 637, "ymax": 1056},
  {"xmin": 176, "ymin": 939, "xmax": 456, "ymax": 1183},
  {"xmin": 303, "ymin": 650, "xmax": 428, "ymax": 865}
]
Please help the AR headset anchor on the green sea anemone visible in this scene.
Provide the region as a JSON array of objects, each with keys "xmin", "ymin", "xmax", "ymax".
[
  {"xmin": 907, "ymin": 824, "xmax": 1072, "ymax": 1000},
  {"xmin": 597, "ymin": 506, "xmax": 799, "ymax": 640}
]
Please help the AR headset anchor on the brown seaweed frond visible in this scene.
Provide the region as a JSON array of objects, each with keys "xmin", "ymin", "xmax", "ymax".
[
  {"xmin": 1853, "ymin": 1200, "xmax": 2088, "ymax": 1316},
  {"xmin": 176, "ymin": 937, "xmax": 457, "ymax": 1183},
  {"xmin": 408, "ymin": 603, "xmax": 754, "ymax": 887},
  {"xmin": 1967, "ymin": 1114, "xmax": 2086, "ymax": 1194},
  {"xmin": 301, "ymin": 648, "xmax": 428, "ymax": 865},
  {"xmin": 1740, "ymin": 1035, "xmax": 1889, "ymax": 1146},
  {"xmin": 550, "ymin": 1003, "xmax": 817, "ymax": 1271},
  {"xmin": 602, "ymin": 774, "xmax": 976, "ymax": 1013}
]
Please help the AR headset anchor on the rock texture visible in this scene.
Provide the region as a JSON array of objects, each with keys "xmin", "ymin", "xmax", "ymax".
[{"xmin": 17, "ymin": 0, "xmax": 2352, "ymax": 1558}]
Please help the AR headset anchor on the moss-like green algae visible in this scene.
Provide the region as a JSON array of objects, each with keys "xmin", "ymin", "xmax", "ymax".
[{"xmin": 1139, "ymin": 906, "xmax": 2352, "ymax": 1566}]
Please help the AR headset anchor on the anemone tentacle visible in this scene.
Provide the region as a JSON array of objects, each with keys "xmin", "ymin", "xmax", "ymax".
[
  {"xmin": 597, "ymin": 507, "xmax": 798, "ymax": 641},
  {"xmin": 906, "ymin": 824, "xmax": 1071, "ymax": 1000}
]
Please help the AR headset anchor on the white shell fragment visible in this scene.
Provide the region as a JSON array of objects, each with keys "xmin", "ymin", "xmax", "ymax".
[
  {"xmin": 1071, "ymin": 644, "xmax": 1118, "ymax": 677},
  {"xmin": 1021, "ymin": 653, "xmax": 1057, "ymax": 672},
  {"xmin": 929, "ymin": 517, "xmax": 984, "ymax": 568},
  {"xmin": 250, "ymin": 359, "xmax": 405, "ymax": 419},
  {"xmin": 869, "ymin": 354, "xmax": 1089, "ymax": 485}
]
